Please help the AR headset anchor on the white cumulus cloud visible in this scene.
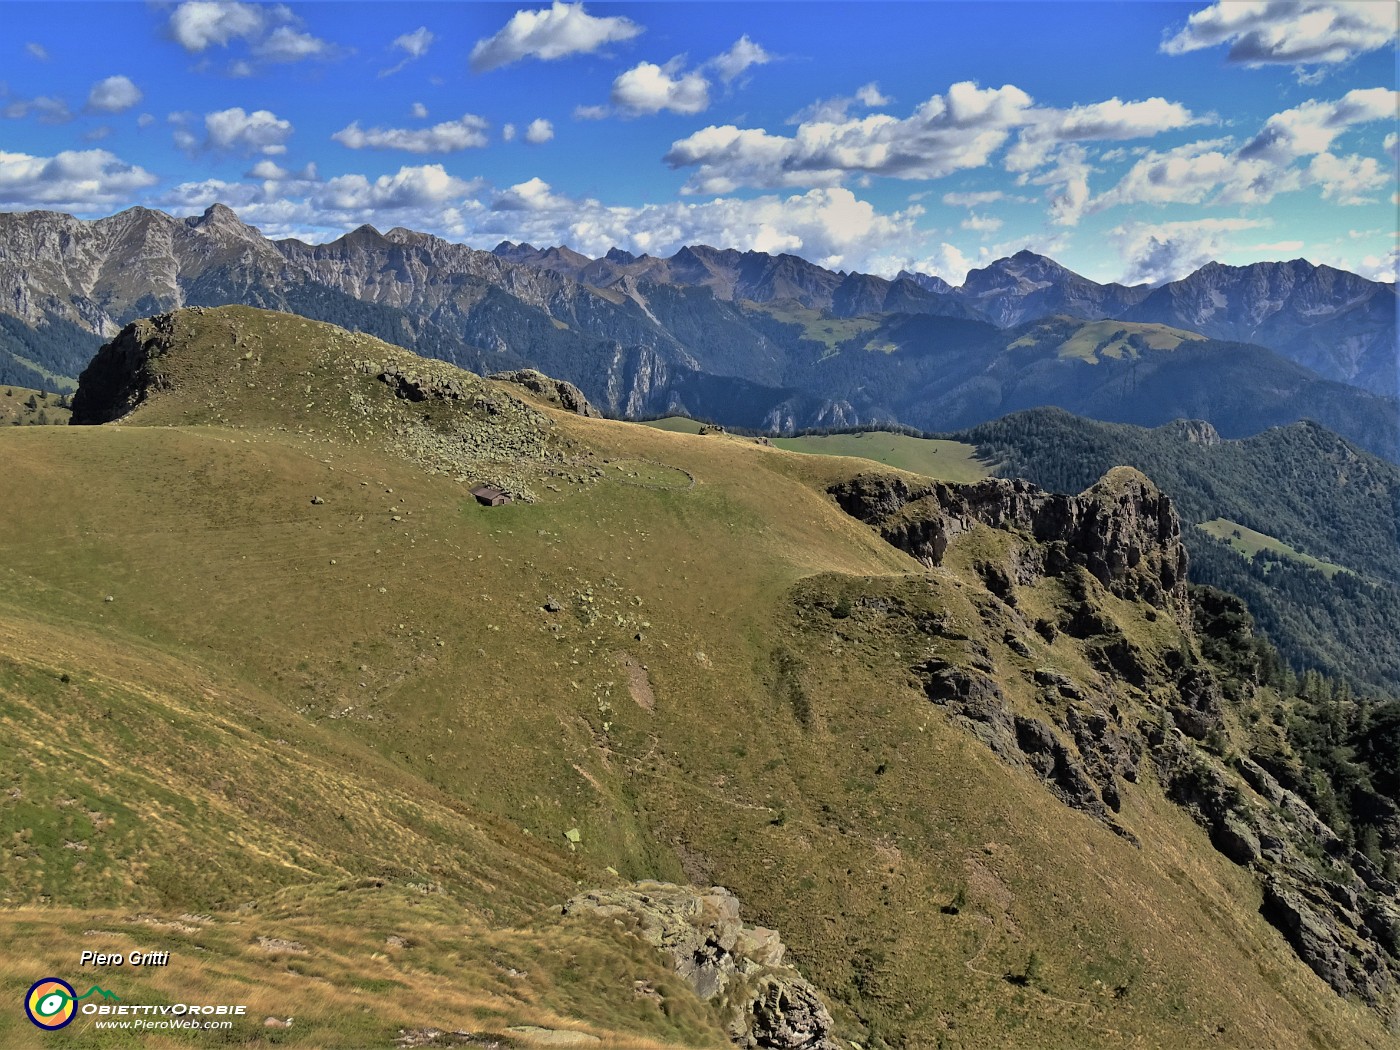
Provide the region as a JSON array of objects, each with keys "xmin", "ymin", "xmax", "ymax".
[
  {"xmin": 255, "ymin": 26, "xmax": 334, "ymax": 63},
  {"xmin": 1162, "ymin": 0, "xmax": 1397, "ymax": 68},
  {"xmin": 788, "ymin": 82, "xmax": 894, "ymax": 124},
  {"xmin": 1308, "ymin": 151, "xmax": 1389, "ymax": 204},
  {"xmin": 202, "ymin": 107, "xmax": 294, "ymax": 155},
  {"xmin": 168, "ymin": 1, "xmax": 337, "ymax": 67},
  {"xmin": 1238, "ymin": 87, "xmax": 1398, "ymax": 162},
  {"xmin": 667, "ymin": 81, "xmax": 1036, "ymax": 194},
  {"xmin": 168, "ymin": 1, "xmax": 265, "ymax": 51},
  {"xmin": 961, "ymin": 213, "xmax": 1004, "ymax": 233},
  {"xmin": 1097, "ymin": 88, "xmax": 1396, "ymax": 212},
  {"xmin": 332, "ymin": 114, "xmax": 489, "ymax": 153},
  {"xmin": 669, "ymin": 81, "xmax": 1200, "ymax": 197},
  {"xmin": 1005, "ymin": 96, "xmax": 1202, "ymax": 172},
  {"xmin": 381, "ymin": 26, "xmax": 434, "ymax": 76},
  {"xmin": 1111, "ymin": 217, "xmax": 1270, "ymax": 284},
  {"xmin": 2, "ymin": 84, "xmax": 72, "ymax": 124},
  {"xmin": 470, "ymin": 1, "xmax": 642, "ymax": 73},
  {"xmin": 86, "ymin": 75, "xmax": 142, "ymax": 114},
  {"xmin": 246, "ymin": 159, "xmax": 289, "ymax": 180},
  {"xmin": 524, "ymin": 118, "xmax": 554, "ymax": 144},
  {"xmin": 611, "ymin": 60, "xmax": 710, "ymax": 115},
  {"xmin": 0, "ymin": 148, "xmax": 159, "ymax": 211}
]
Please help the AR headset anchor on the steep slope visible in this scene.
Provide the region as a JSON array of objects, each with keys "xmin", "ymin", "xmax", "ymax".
[{"xmin": 1, "ymin": 305, "xmax": 1397, "ymax": 1047}]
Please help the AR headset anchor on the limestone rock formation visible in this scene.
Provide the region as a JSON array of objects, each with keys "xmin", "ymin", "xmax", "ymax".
[
  {"xmin": 830, "ymin": 467, "xmax": 1190, "ymax": 616},
  {"xmin": 563, "ymin": 882, "xmax": 840, "ymax": 1049},
  {"xmin": 488, "ymin": 369, "xmax": 599, "ymax": 416}
]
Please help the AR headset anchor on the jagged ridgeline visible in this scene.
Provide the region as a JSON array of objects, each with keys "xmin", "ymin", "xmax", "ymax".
[
  {"xmin": 0, "ymin": 305, "xmax": 1396, "ymax": 1048},
  {"xmin": 957, "ymin": 407, "xmax": 1400, "ymax": 694},
  {"xmin": 1, "ymin": 206, "xmax": 1396, "ymax": 459}
]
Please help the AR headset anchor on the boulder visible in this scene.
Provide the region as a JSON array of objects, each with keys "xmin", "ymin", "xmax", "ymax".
[{"xmin": 563, "ymin": 882, "xmax": 840, "ymax": 1049}]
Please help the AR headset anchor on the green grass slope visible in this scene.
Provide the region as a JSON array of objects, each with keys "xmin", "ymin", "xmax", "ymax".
[
  {"xmin": 1007, "ymin": 316, "xmax": 1205, "ymax": 362},
  {"xmin": 0, "ymin": 306, "xmax": 1393, "ymax": 1048},
  {"xmin": 0, "ymin": 386, "xmax": 70, "ymax": 426},
  {"xmin": 771, "ymin": 432, "xmax": 989, "ymax": 483},
  {"xmin": 1199, "ymin": 518, "xmax": 1353, "ymax": 579}
]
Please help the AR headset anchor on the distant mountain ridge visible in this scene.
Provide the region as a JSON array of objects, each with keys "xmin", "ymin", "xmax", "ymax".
[
  {"xmin": 491, "ymin": 240, "xmax": 1395, "ymax": 397},
  {"xmin": 0, "ymin": 205, "xmax": 1394, "ymax": 454}
]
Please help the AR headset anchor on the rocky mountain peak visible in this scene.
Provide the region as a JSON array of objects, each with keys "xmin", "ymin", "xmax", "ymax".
[
  {"xmin": 187, "ymin": 203, "xmax": 259, "ymax": 239},
  {"xmin": 337, "ymin": 223, "xmax": 388, "ymax": 247}
]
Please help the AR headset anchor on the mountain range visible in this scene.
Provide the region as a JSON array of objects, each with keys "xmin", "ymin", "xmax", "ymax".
[{"xmin": 0, "ymin": 205, "xmax": 1394, "ymax": 459}]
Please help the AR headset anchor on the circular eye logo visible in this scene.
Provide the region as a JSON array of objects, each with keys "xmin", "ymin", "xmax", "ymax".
[{"xmin": 25, "ymin": 978, "xmax": 77, "ymax": 1030}]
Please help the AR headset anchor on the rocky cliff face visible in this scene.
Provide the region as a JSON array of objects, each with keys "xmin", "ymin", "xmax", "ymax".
[
  {"xmin": 487, "ymin": 369, "xmax": 599, "ymax": 416},
  {"xmin": 69, "ymin": 312, "xmax": 181, "ymax": 424},
  {"xmin": 830, "ymin": 467, "xmax": 1190, "ymax": 616},
  {"xmin": 565, "ymin": 882, "xmax": 841, "ymax": 1049},
  {"xmin": 830, "ymin": 466, "xmax": 1400, "ymax": 1022}
]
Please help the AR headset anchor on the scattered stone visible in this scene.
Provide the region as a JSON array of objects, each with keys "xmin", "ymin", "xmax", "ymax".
[
  {"xmin": 310, "ymin": 495, "xmax": 325, "ymax": 505},
  {"xmin": 255, "ymin": 936, "xmax": 307, "ymax": 953},
  {"xmin": 503, "ymin": 1027, "xmax": 600, "ymax": 1046},
  {"xmin": 394, "ymin": 1029, "xmax": 480, "ymax": 1048}
]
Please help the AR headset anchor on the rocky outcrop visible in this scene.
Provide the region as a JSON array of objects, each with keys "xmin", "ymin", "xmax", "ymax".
[
  {"xmin": 563, "ymin": 882, "xmax": 840, "ymax": 1049},
  {"xmin": 1154, "ymin": 418, "xmax": 1221, "ymax": 446},
  {"xmin": 488, "ymin": 369, "xmax": 599, "ymax": 416},
  {"xmin": 1151, "ymin": 732, "xmax": 1400, "ymax": 1013},
  {"xmin": 913, "ymin": 657, "xmax": 1139, "ymax": 841},
  {"xmin": 70, "ymin": 313, "xmax": 180, "ymax": 424},
  {"xmin": 830, "ymin": 466, "xmax": 1190, "ymax": 615},
  {"xmin": 834, "ymin": 464, "xmax": 1398, "ymax": 1018}
]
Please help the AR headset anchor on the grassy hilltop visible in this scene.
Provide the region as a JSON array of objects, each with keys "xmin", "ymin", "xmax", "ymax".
[{"xmin": 0, "ymin": 306, "xmax": 1394, "ymax": 1048}]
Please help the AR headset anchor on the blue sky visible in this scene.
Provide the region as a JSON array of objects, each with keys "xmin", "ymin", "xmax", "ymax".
[{"xmin": 1, "ymin": 1, "xmax": 1395, "ymax": 284}]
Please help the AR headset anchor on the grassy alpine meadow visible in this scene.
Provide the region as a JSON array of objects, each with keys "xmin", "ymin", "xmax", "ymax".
[
  {"xmin": 1197, "ymin": 518, "xmax": 1354, "ymax": 579},
  {"xmin": 0, "ymin": 308, "xmax": 1392, "ymax": 1048}
]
